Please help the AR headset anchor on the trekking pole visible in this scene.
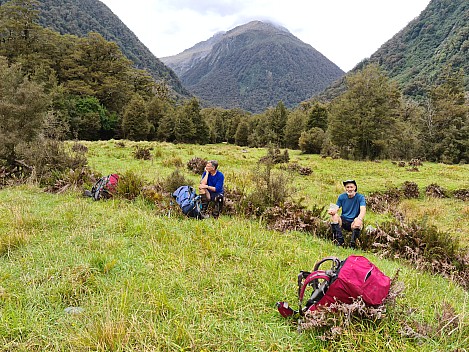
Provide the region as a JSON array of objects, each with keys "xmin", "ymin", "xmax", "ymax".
[{"xmin": 168, "ymin": 200, "xmax": 173, "ymax": 217}]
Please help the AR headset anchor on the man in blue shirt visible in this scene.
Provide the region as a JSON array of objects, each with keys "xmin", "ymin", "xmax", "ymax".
[
  {"xmin": 199, "ymin": 160, "xmax": 224, "ymax": 218},
  {"xmin": 327, "ymin": 180, "xmax": 366, "ymax": 248}
]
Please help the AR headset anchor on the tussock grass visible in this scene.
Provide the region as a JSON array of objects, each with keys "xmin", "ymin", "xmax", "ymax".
[{"xmin": 0, "ymin": 141, "xmax": 468, "ymax": 350}]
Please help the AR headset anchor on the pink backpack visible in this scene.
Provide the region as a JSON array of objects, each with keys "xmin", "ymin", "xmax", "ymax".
[
  {"xmin": 277, "ymin": 255, "xmax": 390, "ymax": 317},
  {"xmin": 90, "ymin": 174, "xmax": 119, "ymax": 200}
]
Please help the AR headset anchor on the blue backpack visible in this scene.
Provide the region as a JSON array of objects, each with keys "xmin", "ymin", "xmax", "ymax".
[{"xmin": 172, "ymin": 186, "xmax": 203, "ymax": 219}]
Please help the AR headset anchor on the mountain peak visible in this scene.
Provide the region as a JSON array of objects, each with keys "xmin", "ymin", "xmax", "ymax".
[{"xmin": 162, "ymin": 20, "xmax": 344, "ymax": 113}]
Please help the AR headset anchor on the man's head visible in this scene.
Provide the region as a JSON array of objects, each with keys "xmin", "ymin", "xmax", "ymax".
[
  {"xmin": 208, "ymin": 160, "xmax": 218, "ymax": 170},
  {"xmin": 343, "ymin": 179, "xmax": 357, "ymax": 197}
]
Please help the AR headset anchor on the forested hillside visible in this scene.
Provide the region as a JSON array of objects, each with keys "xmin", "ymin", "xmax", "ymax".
[
  {"xmin": 4, "ymin": 0, "xmax": 190, "ymax": 97},
  {"xmin": 320, "ymin": 0, "xmax": 468, "ymax": 100},
  {"xmin": 162, "ymin": 21, "xmax": 344, "ymax": 113}
]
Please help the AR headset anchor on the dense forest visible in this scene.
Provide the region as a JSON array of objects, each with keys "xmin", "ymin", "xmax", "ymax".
[{"xmin": 0, "ymin": 0, "xmax": 468, "ymax": 188}]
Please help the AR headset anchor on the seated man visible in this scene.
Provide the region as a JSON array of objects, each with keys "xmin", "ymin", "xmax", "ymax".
[
  {"xmin": 327, "ymin": 179, "xmax": 366, "ymax": 248},
  {"xmin": 198, "ymin": 160, "xmax": 224, "ymax": 218}
]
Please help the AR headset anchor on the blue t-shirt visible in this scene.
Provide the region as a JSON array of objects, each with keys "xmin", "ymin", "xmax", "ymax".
[
  {"xmin": 337, "ymin": 192, "xmax": 366, "ymax": 222},
  {"xmin": 201, "ymin": 170, "xmax": 224, "ymax": 196}
]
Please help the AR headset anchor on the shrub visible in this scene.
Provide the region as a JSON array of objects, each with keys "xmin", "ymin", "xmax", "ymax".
[
  {"xmin": 262, "ymin": 202, "xmax": 327, "ymax": 234},
  {"xmin": 161, "ymin": 169, "xmax": 193, "ymax": 194},
  {"xmin": 187, "ymin": 157, "xmax": 207, "ymax": 175},
  {"xmin": 162, "ymin": 157, "xmax": 183, "ymax": 168},
  {"xmin": 242, "ymin": 164, "xmax": 292, "ymax": 214},
  {"xmin": 401, "ymin": 181, "xmax": 419, "ymax": 199},
  {"xmin": 361, "ymin": 218, "xmax": 469, "ymax": 290},
  {"xmin": 133, "ymin": 146, "xmax": 152, "ymax": 160},
  {"xmin": 116, "ymin": 170, "xmax": 145, "ymax": 200},
  {"xmin": 19, "ymin": 139, "xmax": 88, "ymax": 186},
  {"xmin": 72, "ymin": 143, "xmax": 88, "ymax": 153},
  {"xmin": 366, "ymin": 188, "xmax": 402, "ymax": 213},
  {"xmin": 425, "ymin": 183, "xmax": 447, "ymax": 198},
  {"xmin": 454, "ymin": 188, "xmax": 469, "ymax": 201},
  {"xmin": 299, "ymin": 128, "xmax": 325, "ymax": 154},
  {"xmin": 259, "ymin": 146, "xmax": 289, "ymax": 164}
]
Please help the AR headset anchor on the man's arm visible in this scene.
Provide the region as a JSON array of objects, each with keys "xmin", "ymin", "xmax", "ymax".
[{"xmin": 200, "ymin": 170, "xmax": 208, "ymax": 186}]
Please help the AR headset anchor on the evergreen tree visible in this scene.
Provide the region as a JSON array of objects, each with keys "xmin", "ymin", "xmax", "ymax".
[
  {"xmin": 173, "ymin": 104, "xmax": 196, "ymax": 143},
  {"xmin": 147, "ymin": 96, "xmax": 173, "ymax": 141},
  {"xmin": 299, "ymin": 128, "xmax": 325, "ymax": 154},
  {"xmin": 269, "ymin": 101, "xmax": 288, "ymax": 146},
  {"xmin": 122, "ymin": 94, "xmax": 150, "ymax": 141},
  {"xmin": 421, "ymin": 69, "xmax": 469, "ymax": 163},
  {"xmin": 284, "ymin": 109, "xmax": 307, "ymax": 149},
  {"xmin": 234, "ymin": 120, "xmax": 249, "ymax": 146},
  {"xmin": 0, "ymin": 57, "xmax": 49, "ymax": 163},
  {"xmin": 157, "ymin": 114, "xmax": 176, "ymax": 142},
  {"xmin": 328, "ymin": 64, "xmax": 401, "ymax": 160},
  {"xmin": 0, "ymin": 0, "xmax": 40, "ymax": 61},
  {"xmin": 181, "ymin": 98, "xmax": 207, "ymax": 144},
  {"xmin": 306, "ymin": 101, "xmax": 328, "ymax": 130}
]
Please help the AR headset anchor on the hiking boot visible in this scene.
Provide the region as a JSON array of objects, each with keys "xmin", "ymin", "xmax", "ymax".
[
  {"xmin": 199, "ymin": 212, "xmax": 209, "ymax": 220},
  {"xmin": 200, "ymin": 195, "xmax": 209, "ymax": 213},
  {"xmin": 350, "ymin": 228, "xmax": 361, "ymax": 249}
]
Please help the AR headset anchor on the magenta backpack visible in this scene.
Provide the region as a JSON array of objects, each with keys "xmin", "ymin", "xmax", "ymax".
[
  {"xmin": 277, "ymin": 255, "xmax": 391, "ymax": 318},
  {"xmin": 89, "ymin": 174, "xmax": 119, "ymax": 200}
]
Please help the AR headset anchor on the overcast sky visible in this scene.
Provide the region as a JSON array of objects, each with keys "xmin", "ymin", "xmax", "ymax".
[{"xmin": 99, "ymin": 0, "xmax": 431, "ymax": 72}]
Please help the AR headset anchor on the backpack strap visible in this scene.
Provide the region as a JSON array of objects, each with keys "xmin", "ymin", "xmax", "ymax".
[
  {"xmin": 298, "ymin": 270, "xmax": 330, "ymax": 303},
  {"xmin": 313, "ymin": 256, "xmax": 341, "ymax": 272}
]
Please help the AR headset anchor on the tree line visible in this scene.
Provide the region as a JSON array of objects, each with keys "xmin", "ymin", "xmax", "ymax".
[{"xmin": 1, "ymin": 0, "xmax": 468, "ymax": 171}]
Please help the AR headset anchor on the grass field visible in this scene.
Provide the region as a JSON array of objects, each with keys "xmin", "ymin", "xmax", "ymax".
[{"xmin": 0, "ymin": 141, "xmax": 468, "ymax": 351}]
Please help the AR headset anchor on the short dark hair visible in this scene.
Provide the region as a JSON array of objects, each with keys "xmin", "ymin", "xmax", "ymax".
[{"xmin": 209, "ymin": 160, "xmax": 218, "ymax": 170}]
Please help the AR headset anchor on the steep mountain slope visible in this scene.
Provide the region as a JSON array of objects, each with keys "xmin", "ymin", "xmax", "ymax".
[
  {"xmin": 320, "ymin": 0, "xmax": 468, "ymax": 100},
  {"xmin": 161, "ymin": 32, "xmax": 225, "ymax": 78},
  {"xmin": 24, "ymin": 0, "xmax": 190, "ymax": 97},
  {"xmin": 162, "ymin": 21, "xmax": 344, "ymax": 113}
]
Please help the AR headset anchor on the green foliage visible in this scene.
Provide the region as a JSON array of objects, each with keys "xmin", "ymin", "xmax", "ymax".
[
  {"xmin": 284, "ymin": 109, "xmax": 306, "ymax": 149},
  {"xmin": 244, "ymin": 163, "xmax": 291, "ymax": 212},
  {"xmin": 68, "ymin": 96, "xmax": 106, "ymax": 141},
  {"xmin": 234, "ymin": 120, "xmax": 249, "ymax": 146},
  {"xmin": 161, "ymin": 169, "xmax": 193, "ymax": 193},
  {"xmin": 181, "ymin": 98, "xmax": 207, "ymax": 144},
  {"xmin": 122, "ymin": 95, "xmax": 150, "ymax": 141},
  {"xmin": 146, "ymin": 96, "xmax": 173, "ymax": 141},
  {"xmin": 306, "ymin": 101, "xmax": 329, "ymax": 130},
  {"xmin": 328, "ymin": 64, "xmax": 402, "ymax": 160},
  {"xmin": 115, "ymin": 169, "xmax": 144, "ymax": 200},
  {"xmin": 28, "ymin": 0, "xmax": 189, "ymax": 96},
  {"xmin": 0, "ymin": 57, "xmax": 49, "ymax": 163},
  {"xmin": 420, "ymin": 69, "xmax": 469, "ymax": 163},
  {"xmin": 299, "ymin": 128, "xmax": 325, "ymax": 154}
]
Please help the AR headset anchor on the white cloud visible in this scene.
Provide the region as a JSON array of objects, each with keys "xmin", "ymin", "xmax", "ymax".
[{"xmin": 100, "ymin": 0, "xmax": 431, "ymax": 71}]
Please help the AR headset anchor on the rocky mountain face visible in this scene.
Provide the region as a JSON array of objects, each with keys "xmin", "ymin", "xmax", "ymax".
[{"xmin": 162, "ymin": 21, "xmax": 344, "ymax": 113}]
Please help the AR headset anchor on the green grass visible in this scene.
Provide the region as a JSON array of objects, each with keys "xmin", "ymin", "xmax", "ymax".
[{"xmin": 1, "ymin": 141, "xmax": 468, "ymax": 351}]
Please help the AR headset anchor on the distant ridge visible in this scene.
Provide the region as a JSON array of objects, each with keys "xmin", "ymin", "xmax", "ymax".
[{"xmin": 162, "ymin": 21, "xmax": 344, "ymax": 112}]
